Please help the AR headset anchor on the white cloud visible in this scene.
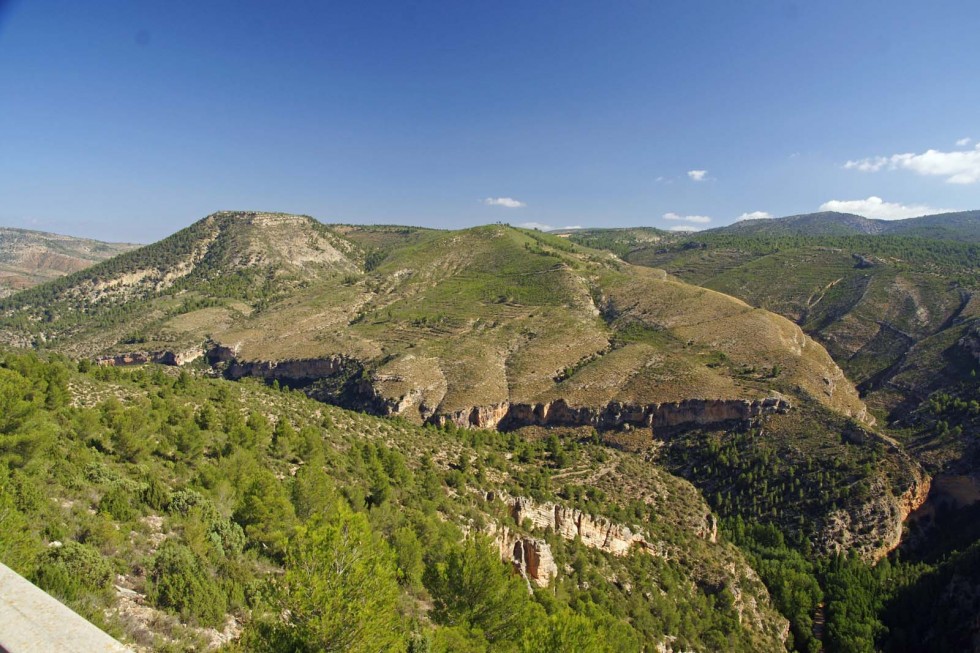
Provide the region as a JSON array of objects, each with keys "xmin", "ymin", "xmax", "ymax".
[
  {"xmin": 663, "ymin": 212, "xmax": 711, "ymax": 224},
  {"xmin": 687, "ymin": 169, "xmax": 708, "ymax": 181},
  {"xmin": 518, "ymin": 222, "xmax": 582, "ymax": 231},
  {"xmin": 736, "ymin": 211, "xmax": 773, "ymax": 221},
  {"xmin": 482, "ymin": 197, "xmax": 526, "ymax": 208},
  {"xmin": 667, "ymin": 225, "xmax": 705, "ymax": 232},
  {"xmin": 957, "ymin": 137, "xmax": 972, "ymax": 147},
  {"xmin": 844, "ymin": 157, "xmax": 889, "ymax": 172},
  {"xmin": 818, "ymin": 196, "xmax": 953, "ymax": 220},
  {"xmin": 845, "ymin": 143, "xmax": 980, "ymax": 184}
]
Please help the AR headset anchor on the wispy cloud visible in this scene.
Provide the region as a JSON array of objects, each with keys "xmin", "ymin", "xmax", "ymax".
[
  {"xmin": 845, "ymin": 143, "xmax": 980, "ymax": 184},
  {"xmin": 687, "ymin": 169, "xmax": 708, "ymax": 182},
  {"xmin": 818, "ymin": 196, "xmax": 953, "ymax": 220},
  {"xmin": 482, "ymin": 197, "xmax": 526, "ymax": 208},
  {"xmin": 736, "ymin": 211, "xmax": 773, "ymax": 221},
  {"xmin": 518, "ymin": 222, "xmax": 582, "ymax": 231},
  {"xmin": 663, "ymin": 212, "xmax": 711, "ymax": 224},
  {"xmin": 957, "ymin": 137, "xmax": 972, "ymax": 147}
]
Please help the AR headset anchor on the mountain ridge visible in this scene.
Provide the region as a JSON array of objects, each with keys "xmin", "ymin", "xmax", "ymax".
[
  {"xmin": 0, "ymin": 211, "xmax": 926, "ymax": 563},
  {"xmin": 0, "ymin": 226, "xmax": 138, "ymax": 297}
]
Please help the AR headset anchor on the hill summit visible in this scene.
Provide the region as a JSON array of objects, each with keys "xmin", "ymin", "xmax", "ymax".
[{"xmin": 1, "ymin": 212, "xmax": 868, "ymax": 429}]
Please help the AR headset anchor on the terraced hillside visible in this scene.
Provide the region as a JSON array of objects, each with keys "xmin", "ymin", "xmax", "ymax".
[{"xmin": 0, "ymin": 227, "xmax": 137, "ymax": 297}]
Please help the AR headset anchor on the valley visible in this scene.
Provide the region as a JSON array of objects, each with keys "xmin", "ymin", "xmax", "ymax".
[{"xmin": 0, "ymin": 210, "xmax": 976, "ymax": 652}]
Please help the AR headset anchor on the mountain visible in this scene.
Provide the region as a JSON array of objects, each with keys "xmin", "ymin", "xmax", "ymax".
[
  {"xmin": 0, "ymin": 212, "xmax": 927, "ymax": 559},
  {"xmin": 0, "ymin": 211, "xmax": 868, "ymax": 422},
  {"xmin": 705, "ymin": 210, "xmax": 980, "ymax": 241},
  {"xmin": 882, "ymin": 210, "xmax": 980, "ymax": 241},
  {"xmin": 573, "ymin": 220, "xmax": 977, "ymax": 423},
  {"xmin": 569, "ymin": 218, "xmax": 980, "ymax": 564},
  {"xmin": 0, "ymin": 226, "xmax": 138, "ymax": 297},
  {"xmin": 0, "ymin": 210, "xmax": 954, "ymax": 652},
  {"xmin": 711, "ymin": 212, "xmax": 886, "ymax": 237}
]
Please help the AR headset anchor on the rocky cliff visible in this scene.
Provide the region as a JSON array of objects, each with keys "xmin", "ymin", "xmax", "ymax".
[
  {"xmin": 96, "ymin": 348, "xmax": 202, "ymax": 367},
  {"xmin": 485, "ymin": 492, "xmax": 784, "ymax": 646},
  {"xmin": 433, "ymin": 396, "xmax": 790, "ymax": 431},
  {"xmin": 819, "ymin": 470, "xmax": 931, "ymax": 560},
  {"xmin": 196, "ymin": 345, "xmax": 795, "ymax": 433}
]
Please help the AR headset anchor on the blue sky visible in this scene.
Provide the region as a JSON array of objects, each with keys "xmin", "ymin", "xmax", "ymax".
[{"xmin": 2, "ymin": 1, "xmax": 980, "ymax": 242}]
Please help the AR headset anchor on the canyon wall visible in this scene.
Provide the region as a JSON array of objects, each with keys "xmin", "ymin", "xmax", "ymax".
[{"xmin": 432, "ymin": 396, "xmax": 791, "ymax": 432}]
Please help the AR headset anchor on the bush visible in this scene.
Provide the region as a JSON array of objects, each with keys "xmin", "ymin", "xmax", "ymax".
[
  {"xmin": 100, "ymin": 484, "xmax": 137, "ymax": 521},
  {"xmin": 33, "ymin": 541, "xmax": 114, "ymax": 603},
  {"xmin": 146, "ymin": 539, "xmax": 227, "ymax": 627}
]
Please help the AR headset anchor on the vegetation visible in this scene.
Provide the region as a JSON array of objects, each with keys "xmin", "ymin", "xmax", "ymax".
[
  {"xmin": 0, "ymin": 350, "xmax": 794, "ymax": 651},
  {"xmin": 661, "ymin": 404, "xmax": 912, "ymax": 550}
]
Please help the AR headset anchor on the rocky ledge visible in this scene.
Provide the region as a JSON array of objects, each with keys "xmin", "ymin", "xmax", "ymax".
[
  {"xmin": 96, "ymin": 348, "xmax": 202, "ymax": 367},
  {"xmin": 100, "ymin": 347, "xmax": 794, "ymax": 434},
  {"xmin": 430, "ymin": 396, "xmax": 791, "ymax": 432}
]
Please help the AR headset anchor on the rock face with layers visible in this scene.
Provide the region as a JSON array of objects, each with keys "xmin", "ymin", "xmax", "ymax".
[
  {"xmin": 819, "ymin": 470, "xmax": 931, "ymax": 559},
  {"xmin": 433, "ymin": 396, "xmax": 791, "ymax": 431},
  {"xmin": 507, "ymin": 494, "xmax": 717, "ymax": 555},
  {"xmin": 492, "ymin": 530, "xmax": 558, "ymax": 588}
]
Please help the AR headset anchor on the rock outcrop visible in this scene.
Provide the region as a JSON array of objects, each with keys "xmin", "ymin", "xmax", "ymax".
[
  {"xmin": 198, "ymin": 346, "xmax": 794, "ymax": 434},
  {"xmin": 97, "ymin": 348, "xmax": 202, "ymax": 367},
  {"xmin": 492, "ymin": 529, "xmax": 558, "ymax": 588},
  {"xmin": 819, "ymin": 470, "xmax": 931, "ymax": 560},
  {"xmin": 510, "ymin": 495, "xmax": 657, "ymax": 556},
  {"xmin": 432, "ymin": 396, "xmax": 791, "ymax": 432}
]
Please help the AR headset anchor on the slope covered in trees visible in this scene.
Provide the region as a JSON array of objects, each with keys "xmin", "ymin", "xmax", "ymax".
[{"xmin": 0, "ymin": 349, "xmax": 799, "ymax": 651}]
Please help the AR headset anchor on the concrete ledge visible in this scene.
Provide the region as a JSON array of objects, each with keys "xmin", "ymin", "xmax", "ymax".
[{"xmin": 0, "ymin": 562, "xmax": 131, "ymax": 653}]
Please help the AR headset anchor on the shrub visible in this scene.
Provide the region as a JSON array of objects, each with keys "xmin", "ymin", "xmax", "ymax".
[
  {"xmin": 146, "ymin": 539, "xmax": 227, "ymax": 627},
  {"xmin": 33, "ymin": 541, "xmax": 114, "ymax": 602}
]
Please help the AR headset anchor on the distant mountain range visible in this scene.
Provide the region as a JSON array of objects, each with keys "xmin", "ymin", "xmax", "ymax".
[
  {"xmin": 705, "ymin": 210, "xmax": 980, "ymax": 240},
  {"xmin": 0, "ymin": 226, "xmax": 138, "ymax": 297}
]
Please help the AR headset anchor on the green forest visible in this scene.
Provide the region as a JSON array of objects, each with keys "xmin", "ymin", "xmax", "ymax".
[{"xmin": 3, "ymin": 349, "xmax": 978, "ymax": 651}]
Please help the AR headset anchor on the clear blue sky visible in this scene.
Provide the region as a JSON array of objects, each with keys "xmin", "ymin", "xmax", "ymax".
[{"xmin": 3, "ymin": 0, "xmax": 980, "ymax": 242}]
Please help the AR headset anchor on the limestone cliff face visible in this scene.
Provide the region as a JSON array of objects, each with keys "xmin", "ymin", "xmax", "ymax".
[
  {"xmin": 506, "ymin": 494, "xmax": 717, "ymax": 555},
  {"xmin": 97, "ymin": 348, "xmax": 202, "ymax": 367},
  {"xmin": 491, "ymin": 529, "xmax": 558, "ymax": 588},
  {"xmin": 487, "ymin": 493, "xmax": 784, "ymax": 647},
  {"xmin": 199, "ymin": 346, "xmax": 793, "ymax": 433},
  {"xmin": 510, "ymin": 495, "xmax": 658, "ymax": 556},
  {"xmin": 819, "ymin": 470, "xmax": 931, "ymax": 560},
  {"xmin": 432, "ymin": 396, "xmax": 790, "ymax": 432}
]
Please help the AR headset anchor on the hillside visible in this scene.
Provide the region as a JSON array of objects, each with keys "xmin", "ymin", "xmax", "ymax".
[
  {"xmin": 0, "ymin": 211, "xmax": 963, "ymax": 651},
  {"xmin": 711, "ymin": 212, "xmax": 887, "ymax": 237},
  {"xmin": 599, "ymin": 231, "xmax": 978, "ymax": 425},
  {"xmin": 0, "ymin": 212, "xmax": 873, "ymax": 423},
  {"xmin": 883, "ymin": 210, "xmax": 980, "ymax": 241},
  {"xmin": 0, "ymin": 227, "xmax": 137, "ymax": 297},
  {"xmin": 0, "ymin": 349, "xmax": 793, "ymax": 652},
  {"xmin": 568, "ymin": 221, "xmax": 979, "ymax": 533},
  {"xmin": 703, "ymin": 210, "xmax": 980, "ymax": 241},
  {"xmin": 0, "ymin": 212, "xmax": 927, "ymax": 558}
]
